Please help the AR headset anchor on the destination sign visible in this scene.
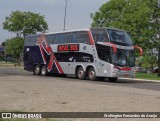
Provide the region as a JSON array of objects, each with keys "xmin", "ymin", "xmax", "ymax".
[{"xmin": 58, "ymin": 44, "xmax": 79, "ymax": 51}]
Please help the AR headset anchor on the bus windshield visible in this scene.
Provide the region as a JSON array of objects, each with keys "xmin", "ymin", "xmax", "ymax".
[
  {"xmin": 112, "ymin": 49, "xmax": 135, "ymax": 67},
  {"xmin": 107, "ymin": 29, "xmax": 133, "ymax": 46}
]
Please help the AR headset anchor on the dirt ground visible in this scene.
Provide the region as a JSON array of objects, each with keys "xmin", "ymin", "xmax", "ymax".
[{"xmin": 0, "ymin": 73, "xmax": 160, "ymax": 121}]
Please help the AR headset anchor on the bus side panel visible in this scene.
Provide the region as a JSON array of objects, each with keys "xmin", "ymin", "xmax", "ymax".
[
  {"xmin": 24, "ymin": 46, "xmax": 44, "ymax": 72},
  {"xmin": 24, "ymin": 46, "xmax": 60, "ymax": 74}
]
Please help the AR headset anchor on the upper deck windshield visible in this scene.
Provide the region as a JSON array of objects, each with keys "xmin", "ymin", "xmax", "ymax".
[
  {"xmin": 107, "ymin": 29, "xmax": 133, "ymax": 46},
  {"xmin": 91, "ymin": 28, "xmax": 133, "ymax": 46}
]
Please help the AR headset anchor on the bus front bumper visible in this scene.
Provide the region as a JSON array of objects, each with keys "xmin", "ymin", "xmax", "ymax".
[{"xmin": 113, "ymin": 70, "xmax": 135, "ymax": 78}]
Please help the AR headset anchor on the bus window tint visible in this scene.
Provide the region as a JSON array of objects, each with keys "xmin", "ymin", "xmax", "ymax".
[
  {"xmin": 91, "ymin": 30, "xmax": 109, "ymax": 43},
  {"xmin": 58, "ymin": 34, "xmax": 65, "ymax": 43},
  {"xmin": 96, "ymin": 44, "xmax": 111, "ymax": 62},
  {"xmin": 108, "ymin": 29, "xmax": 133, "ymax": 45},
  {"xmin": 77, "ymin": 31, "xmax": 90, "ymax": 44},
  {"xmin": 46, "ymin": 34, "xmax": 54, "ymax": 44},
  {"xmin": 25, "ymin": 35, "xmax": 40, "ymax": 46},
  {"xmin": 66, "ymin": 32, "xmax": 77, "ymax": 43}
]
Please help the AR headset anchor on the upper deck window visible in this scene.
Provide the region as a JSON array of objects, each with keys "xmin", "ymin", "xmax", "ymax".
[
  {"xmin": 107, "ymin": 29, "xmax": 133, "ymax": 46},
  {"xmin": 91, "ymin": 29, "xmax": 109, "ymax": 43}
]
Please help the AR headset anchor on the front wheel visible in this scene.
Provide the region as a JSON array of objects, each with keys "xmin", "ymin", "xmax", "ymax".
[
  {"xmin": 88, "ymin": 68, "xmax": 97, "ymax": 81},
  {"xmin": 108, "ymin": 77, "xmax": 118, "ymax": 82}
]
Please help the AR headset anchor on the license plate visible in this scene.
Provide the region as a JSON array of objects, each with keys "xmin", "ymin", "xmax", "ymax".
[{"xmin": 124, "ymin": 74, "xmax": 128, "ymax": 77}]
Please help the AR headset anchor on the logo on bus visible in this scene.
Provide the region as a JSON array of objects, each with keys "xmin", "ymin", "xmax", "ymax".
[{"xmin": 58, "ymin": 44, "xmax": 79, "ymax": 51}]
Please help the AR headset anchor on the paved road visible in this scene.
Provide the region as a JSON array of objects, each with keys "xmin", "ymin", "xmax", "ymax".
[
  {"xmin": 0, "ymin": 67, "xmax": 160, "ymax": 91},
  {"xmin": 0, "ymin": 67, "xmax": 160, "ymax": 121}
]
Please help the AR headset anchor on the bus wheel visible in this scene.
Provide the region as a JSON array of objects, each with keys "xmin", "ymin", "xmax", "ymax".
[
  {"xmin": 88, "ymin": 68, "xmax": 97, "ymax": 81},
  {"xmin": 34, "ymin": 65, "xmax": 41, "ymax": 75},
  {"xmin": 76, "ymin": 67, "xmax": 86, "ymax": 80},
  {"xmin": 108, "ymin": 77, "xmax": 118, "ymax": 82},
  {"xmin": 41, "ymin": 65, "xmax": 48, "ymax": 76}
]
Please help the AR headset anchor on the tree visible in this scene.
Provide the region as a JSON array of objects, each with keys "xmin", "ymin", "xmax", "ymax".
[
  {"xmin": 1, "ymin": 42, "xmax": 6, "ymax": 46},
  {"xmin": 150, "ymin": 0, "xmax": 160, "ymax": 76},
  {"xmin": 91, "ymin": 0, "xmax": 160, "ymax": 76},
  {"xmin": 5, "ymin": 37, "xmax": 24, "ymax": 65},
  {"xmin": 91, "ymin": 0, "xmax": 153, "ymax": 47},
  {"xmin": 3, "ymin": 11, "xmax": 48, "ymax": 38}
]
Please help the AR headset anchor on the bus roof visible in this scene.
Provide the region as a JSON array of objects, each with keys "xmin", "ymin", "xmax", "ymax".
[
  {"xmin": 26, "ymin": 27, "xmax": 127, "ymax": 37},
  {"xmin": 46, "ymin": 28, "xmax": 90, "ymax": 35},
  {"xmin": 91, "ymin": 27, "xmax": 126, "ymax": 32}
]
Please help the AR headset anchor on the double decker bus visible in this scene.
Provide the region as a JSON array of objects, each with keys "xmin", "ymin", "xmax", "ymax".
[{"xmin": 24, "ymin": 28, "xmax": 142, "ymax": 81}]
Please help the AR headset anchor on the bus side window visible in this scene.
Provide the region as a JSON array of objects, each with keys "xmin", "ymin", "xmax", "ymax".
[
  {"xmin": 77, "ymin": 31, "xmax": 90, "ymax": 44},
  {"xmin": 66, "ymin": 32, "xmax": 77, "ymax": 43}
]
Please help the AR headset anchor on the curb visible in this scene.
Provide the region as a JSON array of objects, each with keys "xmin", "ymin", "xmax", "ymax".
[{"xmin": 119, "ymin": 77, "xmax": 160, "ymax": 83}]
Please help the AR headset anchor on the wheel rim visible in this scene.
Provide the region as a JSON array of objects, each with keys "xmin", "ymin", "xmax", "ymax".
[
  {"xmin": 89, "ymin": 71, "xmax": 95, "ymax": 79},
  {"xmin": 41, "ymin": 68, "xmax": 46, "ymax": 75},
  {"xmin": 35, "ymin": 67, "xmax": 40, "ymax": 73},
  {"xmin": 78, "ymin": 70, "xmax": 83, "ymax": 78}
]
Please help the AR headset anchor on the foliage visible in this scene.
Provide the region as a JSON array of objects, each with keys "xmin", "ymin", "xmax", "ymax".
[
  {"xmin": 91, "ymin": 0, "xmax": 160, "ymax": 75},
  {"xmin": 5, "ymin": 37, "xmax": 24, "ymax": 65},
  {"xmin": 91, "ymin": 0, "xmax": 159, "ymax": 50},
  {"xmin": 141, "ymin": 54, "xmax": 157, "ymax": 70},
  {"xmin": 1, "ymin": 42, "xmax": 6, "ymax": 46},
  {"xmin": 3, "ymin": 11, "xmax": 48, "ymax": 38}
]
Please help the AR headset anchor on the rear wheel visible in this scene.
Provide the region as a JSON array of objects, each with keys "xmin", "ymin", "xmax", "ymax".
[
  {"xmin": 108, "ymin": 77, "xmax": 118, "ymax": 82},
  {"xmin": 88, "ymin": 68, "xmax": 97, "ymax": 81},
  {"xmin": 76, "ymin": 67, "xmax": 86, "ymax": 80},
  {"xmin": 34, "ymin": 65, "xmax": 41, "ymax": 75},
  {"xmin": 41, "ymin": 65, "xmax": 48, "ymax": 76}
]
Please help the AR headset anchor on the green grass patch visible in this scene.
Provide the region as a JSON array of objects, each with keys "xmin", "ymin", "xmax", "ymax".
[
  {"xmin": 0, "ymin": 62, "xmax": 22, "ymax": 68},
  {"xmin": 136, "ymin": 73, "xmax": 160, "ymax": 81}
]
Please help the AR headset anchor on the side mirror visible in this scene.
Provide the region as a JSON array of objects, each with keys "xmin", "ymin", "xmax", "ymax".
[{"xmin": 134, "ymin": 46, "xmax": 143, "ymax": 56}]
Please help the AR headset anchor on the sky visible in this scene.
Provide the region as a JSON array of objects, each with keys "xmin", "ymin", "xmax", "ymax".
[{"xmin": 0, "ymin": 0, "xmax": 109, "ymax": 43}]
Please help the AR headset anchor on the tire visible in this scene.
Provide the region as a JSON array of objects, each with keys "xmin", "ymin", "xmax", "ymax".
[
  {"xmin": 108, "ymin": 77, "xmax": 118, "ymax": 82},
  {"xmin": 41, "ymin": 65, "xmax": 48, "ymax": 76},
  {"xmin": 34, "ymin": 65, "xmax": 41, "ymax": 75},
  {"xmin": 76, "ymin": 67, "xmax": 86, "ymax": 80},
  {"xmin": 88, "ymin": 68, "xmax": 97, "ymax": 81}
]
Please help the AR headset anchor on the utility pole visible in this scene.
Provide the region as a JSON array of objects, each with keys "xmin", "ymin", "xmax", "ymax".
[{"xmin": 63, "ymin": 0, "xmax": 68, "ymax": 31}]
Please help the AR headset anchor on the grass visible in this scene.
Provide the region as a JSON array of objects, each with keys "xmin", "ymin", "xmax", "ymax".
[
  {"xmin": 136, "ymin": 73, "xmax": 160, "ymax": 81},
  {"xmin": 0, "ymin": 62, "xmax": 22, "ymax": 68}
]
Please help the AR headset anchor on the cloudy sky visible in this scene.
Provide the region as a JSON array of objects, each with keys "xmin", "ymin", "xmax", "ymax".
[{"xmin": 0, "ymin": 0, "xmax": 108, "ymax": 43}]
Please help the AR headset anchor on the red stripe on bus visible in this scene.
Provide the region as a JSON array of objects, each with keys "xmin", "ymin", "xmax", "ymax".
[
  {"xmin": 88, "ymin": 31, "xmax": 94, "ymax": 45},
  {"xmin": 103, "ymin": 42, "xmax": 117, "ymax": 53},
  {"xmin": 39, "ymin": 45, "xmax": 46, "ymax": 64},
  {"xmin": 37, "ymin": 34, "xmax": 64, "ymax": 74}
]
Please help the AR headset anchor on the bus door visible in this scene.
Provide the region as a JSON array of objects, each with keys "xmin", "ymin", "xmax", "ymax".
[
  {"xmin": 96, "ymin": 44, "xmax": 112, "ymax": 76},
  {"xmin": 68, "ymin": 52, "xmax": 76, "ymax": 74}
]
